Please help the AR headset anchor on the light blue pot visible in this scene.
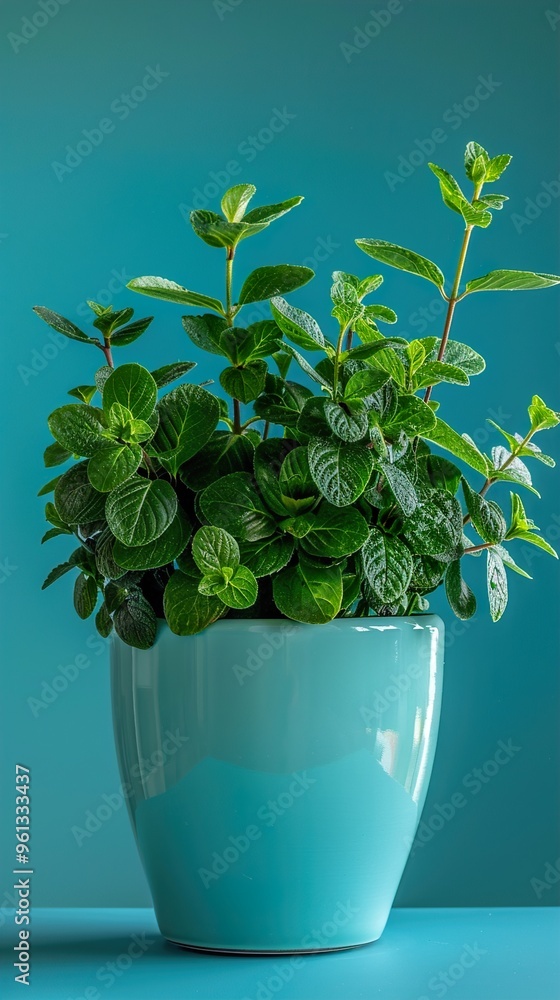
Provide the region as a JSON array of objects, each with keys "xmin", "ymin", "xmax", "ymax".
[{"xmin": 111, "ymin": 616, "xmax": 444, "ymax": 952}]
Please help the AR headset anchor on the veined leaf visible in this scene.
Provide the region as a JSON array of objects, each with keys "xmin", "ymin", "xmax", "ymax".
[
  {"xmin": 300, "ymin": 503, "xmax": 369, "ymax": 559},
  {"xmin": 221, "ymin": 183, "xmax": 256, "ymax": 222},
  {"xmin": 238, "ymin": 264, "xmax": 314, "ymax": 304},
  {"xmin": 199, "ymin": 472, "xmax": 275, "ymax": 541},
  {"xmin": 424, "ymin": 416, "xmax": 489, "ymax": 475},
  {"xmin": 465, "ymin": 270, "xmax": 560, "ymax": 294},
  {"xmin": 48, "ymin": 404, "xmax": 105, "ymax": 458},
  {"xmin": 239, "ymin": 535, "xmax": 294, "ymax": 577},
  {"xmin": 114, "ymin": 591, "xmax": 157, "ymax": 649},
  {"xmin": 127, "ymin": 276, "xmax": 224, "ymax": 315},
  {"xmin": 113, "ymin": 509, "xmax": 191, "ymax": 571},
  {"xmin": 414, "ymin": 361, "xmax": 470, "ymax": 389},
  {"xmin": 356, "ymin": 238, "xmax": 445, "ymax": 289},
  {"xmin": 33, "ymin": 306, "xmax": 98, "ymax": 344},
  {"xmin": 445, "ymin": 559, "xmax": 476, "ymax": 620},
  {"xmin": 362, "ymin": 528, "xmax": 413, "ymax": 603},
  {"xmin": 54, "ymin": 462, "xmax": 106, "ymax": 524},
  {"xmin": 270, "ymin": 296, "xmax": 326, "ymax": 352},
  {"xmin": 462, "ymin": 478, "xmax": 506, "ymax": 544},
  {"xmin": 220, "ymin": 361, "xmax": 267, "ymax": 403},
  {"xmin": 151, "ymin": 361, "xmax": 197, "ymax": 389},
  {"xmin": 487, "ymin": 548, "xmax": 508, "ymax": 621},
  {"xmin": 308, "ymin": 437, "xmax": 374, "ymax": 507},
  {"xmin": 273, "ymin": 558, "xmax": 342, "ymax": 624},
  {"xmin": 87, "ymin": 443, "xmax": 141, "ymax": 492},
  {"xmin": 192, "ymin": 525, "xmax": 240, "ymax": 575},
  {"xmin": 105, "ymin": 476, "xmax": 177, "ymax": 546},
  {"xmin": 103, "ymin": 364, "xmax": 157, "ymax": 421},
  {"xmin": 153, "ymin": 383, "xmax": 220, "ymax": 475},
  {"xmin": 164, "ymin": 571, "xmax": 225, "ymax": 635},
  {"xmin": 110, "ymin": 316, "xmax": 154, "ymax": 347},
  {"xmin": 182, "ymin": 314, "xmax": 228, "ymax": 356}
]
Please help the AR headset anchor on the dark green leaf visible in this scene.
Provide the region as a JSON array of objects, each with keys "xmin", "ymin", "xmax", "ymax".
[
  {"xmin": 151, "ymin": 361, "xmax": 197, "ymax": 389},
  {"xmin": 113, "ymin": 509, "xmax": 191, "ymax": 570},
  {"xmin": 103, "ymin": 363, "xmax": 157, "ymax": 421},
  {"xmin": 105, "ymin": 476, "xmax": 177, "ymax": 546},
  {"xmin": 44, "ymin": 441, "xmax": 71, "ymax": 468},
  {"xmin": 153, "ymin": 383, "xmax": 220, "ymax": 475},
  {"xmin": 403, "ymin": 490, "xmax": 463, "ymax": 555},
  {"xmin": 42, "ymin": 560, "xmax": 75, "ymax": 590},
  {"xmin": 110, "ymin": 316, "xmax": 154, "ymax": 347},
  {"xmin": 95, "ymin": 602, "xmax": 113, "ymax": 638},
  {"xmin": 270, "ymin": 297, "xmax": 326, "ymax": 352},
  {"xmin": 192, "ymin": 525, "xmax": 240, "ymax": 575},
  {"xmin": 181, "ymin": 431, "xmax": 254, "ymax": 491},
  {"xmin": 87, "ymin": 443, "xmax": 141, "ymax": 492},
  {"xmin": 182, "ymin": 314, "xmax": 228, "ymax": 355},
  {"xmin": 37, "ymin": 475, "xmax": 62, "ymax": 497},
  {"xmin": 273, "ymin": 557, "xmax": 342, "ymax": 624},
  {"xmin": 462, "ymin": 479, "xmax": 506, "ymax": 544},
  {"xmin": 383, "ymin": 395, "xmax": 437, "ymax": 436},
  {"xmin": 68, "ymin": 385, "xmax": 97, "ymax": 404},
  {"xmin": 48, "ymin": 404, "xmax": 105, "ymax": 458},
  {"xmin": 164, "ymin": 570, "xmax": 225, "ymax": 635},
  {"xmin": 465, "ymin": 270, "xmax": 560, "ymax": 294},
  {"xmin": 378, "ymin": 461, "xmax": 418, "ymax": 515},
  {"xmin": 445, "ymin": 559, "xmax": 476, "ymax": 619},
  {"xmin": 424, "ymin": 417, "xmax": 489, "ymax": 475},
  {"xmin": 239, "ymin": 265, "xmax": 314, "ymax": 305},
  {"xmin": 33, "ymin": 306, "xmax": 98, "ymax": 344},
  {"xmin": 54, "ymin": 462, "xmax": 105, "ymax": 524},
  {"xmin": 324, "ymin": 399, "xmax": 369, "ymax": 442},
  {"xmin": 199, "ymin": 564, "xmax": 258, "ymax": 609},
  {"xmin": 487, "ymin": 548, "xmax": 508, "ymax": 621},
  {"xmin": 95, "ymin": 527, "xmax": 126, "ymax": 580},
  {"xmin": 239, "ymin": 535, "xmax": 294, "ymax": 577},
  {"xmin": 362, "ymin": 528, "xmax": 413, "ymax": 603},
  {"xmin": 74, "ymin": 573, "xmax": 98, "ymax": 619},
  {"xmin": 254, "ymin": 377, "xmax": 313, "ymax": 426},
  {"xmin": 114, "ymin": 591, "xmax": 157, "ymax": 649},
  {"xmin": 355, "ymin": 239, "xmax": 445, "ymax": 289},
  {"xmin": 424, "ymin": 455, "xmax": 461, "ymax": 495},
  {"xmin": 344, "ymin": 368, "xmax": 390, "ymax": 398},
  {"xmin": 308, "ymin": 438, "xmax": 374, "ymax": 507},
  {"xmin": 414, "ymin": 361, "xmax": 470, "ymax": 389},
  {"xmin": 300, "ymin": 503, "xmax": 369, "ymax": 559},
  {"xmin": 127, "ymin": 276, "xmax": 224, "ymax": 315},
  {"xmin": 199, "ymin": 472, "xmax": 276, "ymax": 541},
  {"xmin": 220, "ymin": 361, "xmax": 267, "ymax": 403}
]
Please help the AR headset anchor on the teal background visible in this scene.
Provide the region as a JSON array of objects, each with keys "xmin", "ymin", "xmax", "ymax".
[{"xmin": 0, "ymin": 0, "xmax": 558, "ymax": 910}]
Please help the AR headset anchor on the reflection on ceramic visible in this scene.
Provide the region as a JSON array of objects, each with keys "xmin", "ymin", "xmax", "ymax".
[{"xmin": 111, "ymin": 616, "xmax": 444, "ymax": 952}]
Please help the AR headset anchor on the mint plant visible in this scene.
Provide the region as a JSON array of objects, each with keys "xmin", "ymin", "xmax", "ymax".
[{"xmin": 37, "ymin": 144, "xmax": 560, "ymax": 648}]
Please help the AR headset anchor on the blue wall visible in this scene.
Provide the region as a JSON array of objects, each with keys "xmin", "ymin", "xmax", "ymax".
[{"xmin": 1, "ymin": 0, "xmax": 558, "ymax": 909}]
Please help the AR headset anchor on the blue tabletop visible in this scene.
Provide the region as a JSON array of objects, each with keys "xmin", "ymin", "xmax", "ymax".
[{"xmin": 1, "ymin": 907, "xmax": 557, "ymax": 1000}]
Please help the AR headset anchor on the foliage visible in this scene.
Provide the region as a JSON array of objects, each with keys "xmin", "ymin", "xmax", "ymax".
[{"xmin": 36, "ymin": 148, "xmax": 560, "ymax": 647}]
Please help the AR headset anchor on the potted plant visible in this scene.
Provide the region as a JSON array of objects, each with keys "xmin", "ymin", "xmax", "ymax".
[{"xmin": 37, "ymin": 141, "xmax": 559, "ymax": 953}]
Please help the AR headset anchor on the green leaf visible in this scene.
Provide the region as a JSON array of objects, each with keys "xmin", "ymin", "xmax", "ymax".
[
  {"xmin": 192, "ymin": 525, "xmax": 240, "ymax": 575},
  {"xmin": 180, "ymin": 431, "xmax": 253, "ymax": 491},
  {"xmin": 190, "ymin": 210, "xmax": 268, "ymax": 249},
  {"xmin": 74, "ymin": 573, "xmax": 98, "ymax": 619},
  {"xmin": 105, "ymin": 476, "xmax": 177, "ymax": 546},
  {"xmin": 528, "ymin": 394, "xmax": 560, "ymax": 432},
  {"xmin": 42, "ymin": 559, "xmax": 75, "ymax": 590},
  {"xmin": 344, "ymin": 337, "xmax": 408, "ymax": 362},
  {"xmin": 87, "ymin": 443, "xmax": 141, "ymax": 492},
  {"xmin": 428, "ymin": 162, "xmax": 491, "ymax": 227},
  {"xmin": 478, "ymin": 193, "xmax": 508, "ymax": 210},
  {"xmin": 103, "ymin": 364, "xmax": 157, "ymax": 421},
  {"xmin": 278, "ymin": 446, "xmax": 317, "ymax": 513},
  {"xmin": 127, "ymin": 276, "xmax": 224, "ymax": 315},
  {"xmin": 355, "ymin": 239, "xmax": 445, "ymax": 289},
  {"xmin": 240, "ymin": 321, "xmax": 283, "ymax": 362},
  {"xmin": 242, "ymin": 196, "xmax": 304, "ymax": 226},
  {"xmin": 383, "ymin": 395, "xmax": 437, "ymax": 436},
  {"xmin": 200, "ymin": 564, "xmax": 258, "ymax": 609},
  {"xmin": 199, "ymin": 472, "xmax": 275, "ymax": 541},
  {"xmin": 95, "ymin": 366, "xmax": 113, "ymax": 393},
  {"xmin": 300, "ymin": 503, "xmax": 369, "ymax": 559},
  {"xmin": 424, "ymin": 416, "xmax": 489, "ymax": 475},
  {"xmin": 494, "ymin": 543, "xmax": 532, "ymax": 579},
  {"xmin": 221, "ymin": 183, "xmax": 256, "ymax": 222},
  {"xmin": 238, "ymin": 265, "xmax": 314, "ymax": 305},
  {"xmin": 462, "ymin": 479, "xmax": 506, "ymax": 544},
  {"xmin": 48, "ymin": 404, "xmax": 105, "ymax": 458},
  {"xmin": 273, "ymin": 557, "xmax": 342, "ymax": 624},
  {"xmin": 344, "ymin": 369, "xmax": 390, "ymax": 398},
  {"xmin": 364, "ymin": 304, "xmax": 397, "ymax": 325},
  {"xmin": 44, "ymin": 441, "xmax": 71, "ymax": 468},
  {"xmin": 484, "ymin": 153, "xmax": 512, "ymax": 182},
  {"xmin": 38, "ymin": 474, "xmax": 62, "ymax": 497},
  {"xmin": 362, "ymin": 528, "xmax": 413, "ymax": 603},
  {"xmin": 92, "ymin": 306, "xmax": 134, "ymax": 336},
  {"xmin": 270, "ymin": 296, "xmax": 326, "ymax": 352},
  {"xmin": 182, "ymin": 314, "xmax": 228, "ymax": 356},
  {"xmin": 33, "ymin": 306, "xmax": 98, "ymax": 344},
  {"xmin": 424, "ymin": 455, "xmax": 462, "ymax": 495},
  {"xmin": 54, "ymin": 462, "xmax": 105, "ymax": 524},
  {"xmin": 41, "ymin": 526, "xmax": 71, "ymax": 543},
  {"xmin": 68, "ymin": 385, "xmax": 97, "ymax": 404},
  {"xmin": 280, "ymin": 344, "xmax": 333, "ymax": 389},
  {"xmin": 110, "ymin": 316, "xmax": 154, "ymax": 347},
  {"xmin": 402, "ymin": 490, "xmax": 463, "ymax": 556},
  {"xmin": 465, "ymin": 270, "xmax": 560, "ymax": 294},
  {"xmin": 308, "ymin": 438, "xmax": 374, "ymax": 507},
  {"xmin": 95, "ymin": 527, "xmax": 126, "ymax": 580},
  {"xmin": 150, "ymin": 361, "xmax": 196, "ymax": 389},
  {"xmin": 112, "ymin": 509, "xmax": 190, "ymax": 570},
  {"xmin": 464, "ymin": 141, "xmax": 489, "ymax": 182},
  {"xmin": 431, "ymin": 339, "xmax": 486, "ymax": 375},
  {"xmin": 95, "ymin": 602, "xmax": 113, "ymax": 638},
  {"xmin": 324, "ymin": 399, "xmax": 369, "ymax": 442},
  {"xmin": 490, "ymin": 447, "xmax": 539, "ymax": 495},
  {"xmin": 153, "ymin": 383, "xmax": 220, "ymax": 475},
  {"xmin": 445, "ymin": 559, "xmax": 476, "ymax": 620},
  {"xmin": 220, "ymin": 361, "xmax": 267, "ymax": 403},
  {"xmin": 253, "ymin": 439, "xmax": 296, "ymax": 515},
  {"xmin": 330, "ymin": 280, "xmax": 365, "ymax": 328},
  {"xmin": 487, "ymin": 548, "xmax": 508, "ymax": 621},
  {"xmin": 414, "ymin": 361, "xmax": 470, "ymax": 389},
  {"xmin": 164, "ymin": 571, "xmax": 225, "ymax": 635},
  {"xmin": 114, "ymin": 591, "xmax": 157, "ymax": 649},
  {"xmin": 378, "ymin": 461, "xmax": 419, "ymax": 515},
  {"xmin": 239, "ymin": 535, "xmax": 295, "ymax": 577}
]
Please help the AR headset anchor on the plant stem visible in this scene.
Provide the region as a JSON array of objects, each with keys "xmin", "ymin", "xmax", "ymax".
[
  {"xmin": 100, "ymin": 339, "xmax": 114, "ymax": 367},
  {"xmin": 333, "ymin": 324, "xmax": 349, "ymax": 397},
  {"xmin": 233, "ymin": 398, "xmax": 242, "ymax": 435},
  {"xmin": 463, "ymin": 428, "xmax": 535, "ymax": 525},
  {"xmin": 423, "ymin": 184, "xmax": 482, "ymax": 405},
  {"xmin": 263, "ymin": 421, "xmax": 270, "ymax": 440},
  {"xmin": 345, "ymin": 327, "xmax": 353, "ymax": 352},
  {"xmin": 464, "ymin": 541, "xmax": 494, "ymax": 554},
  {"xmin": 225, "ymin": 246, "xmax": 235, "ymax": 324}
]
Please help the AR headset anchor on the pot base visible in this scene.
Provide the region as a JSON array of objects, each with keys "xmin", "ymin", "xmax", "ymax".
[{"xmin": 166, "ymin": 937, "xmax": 378, "ymax": 955}]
